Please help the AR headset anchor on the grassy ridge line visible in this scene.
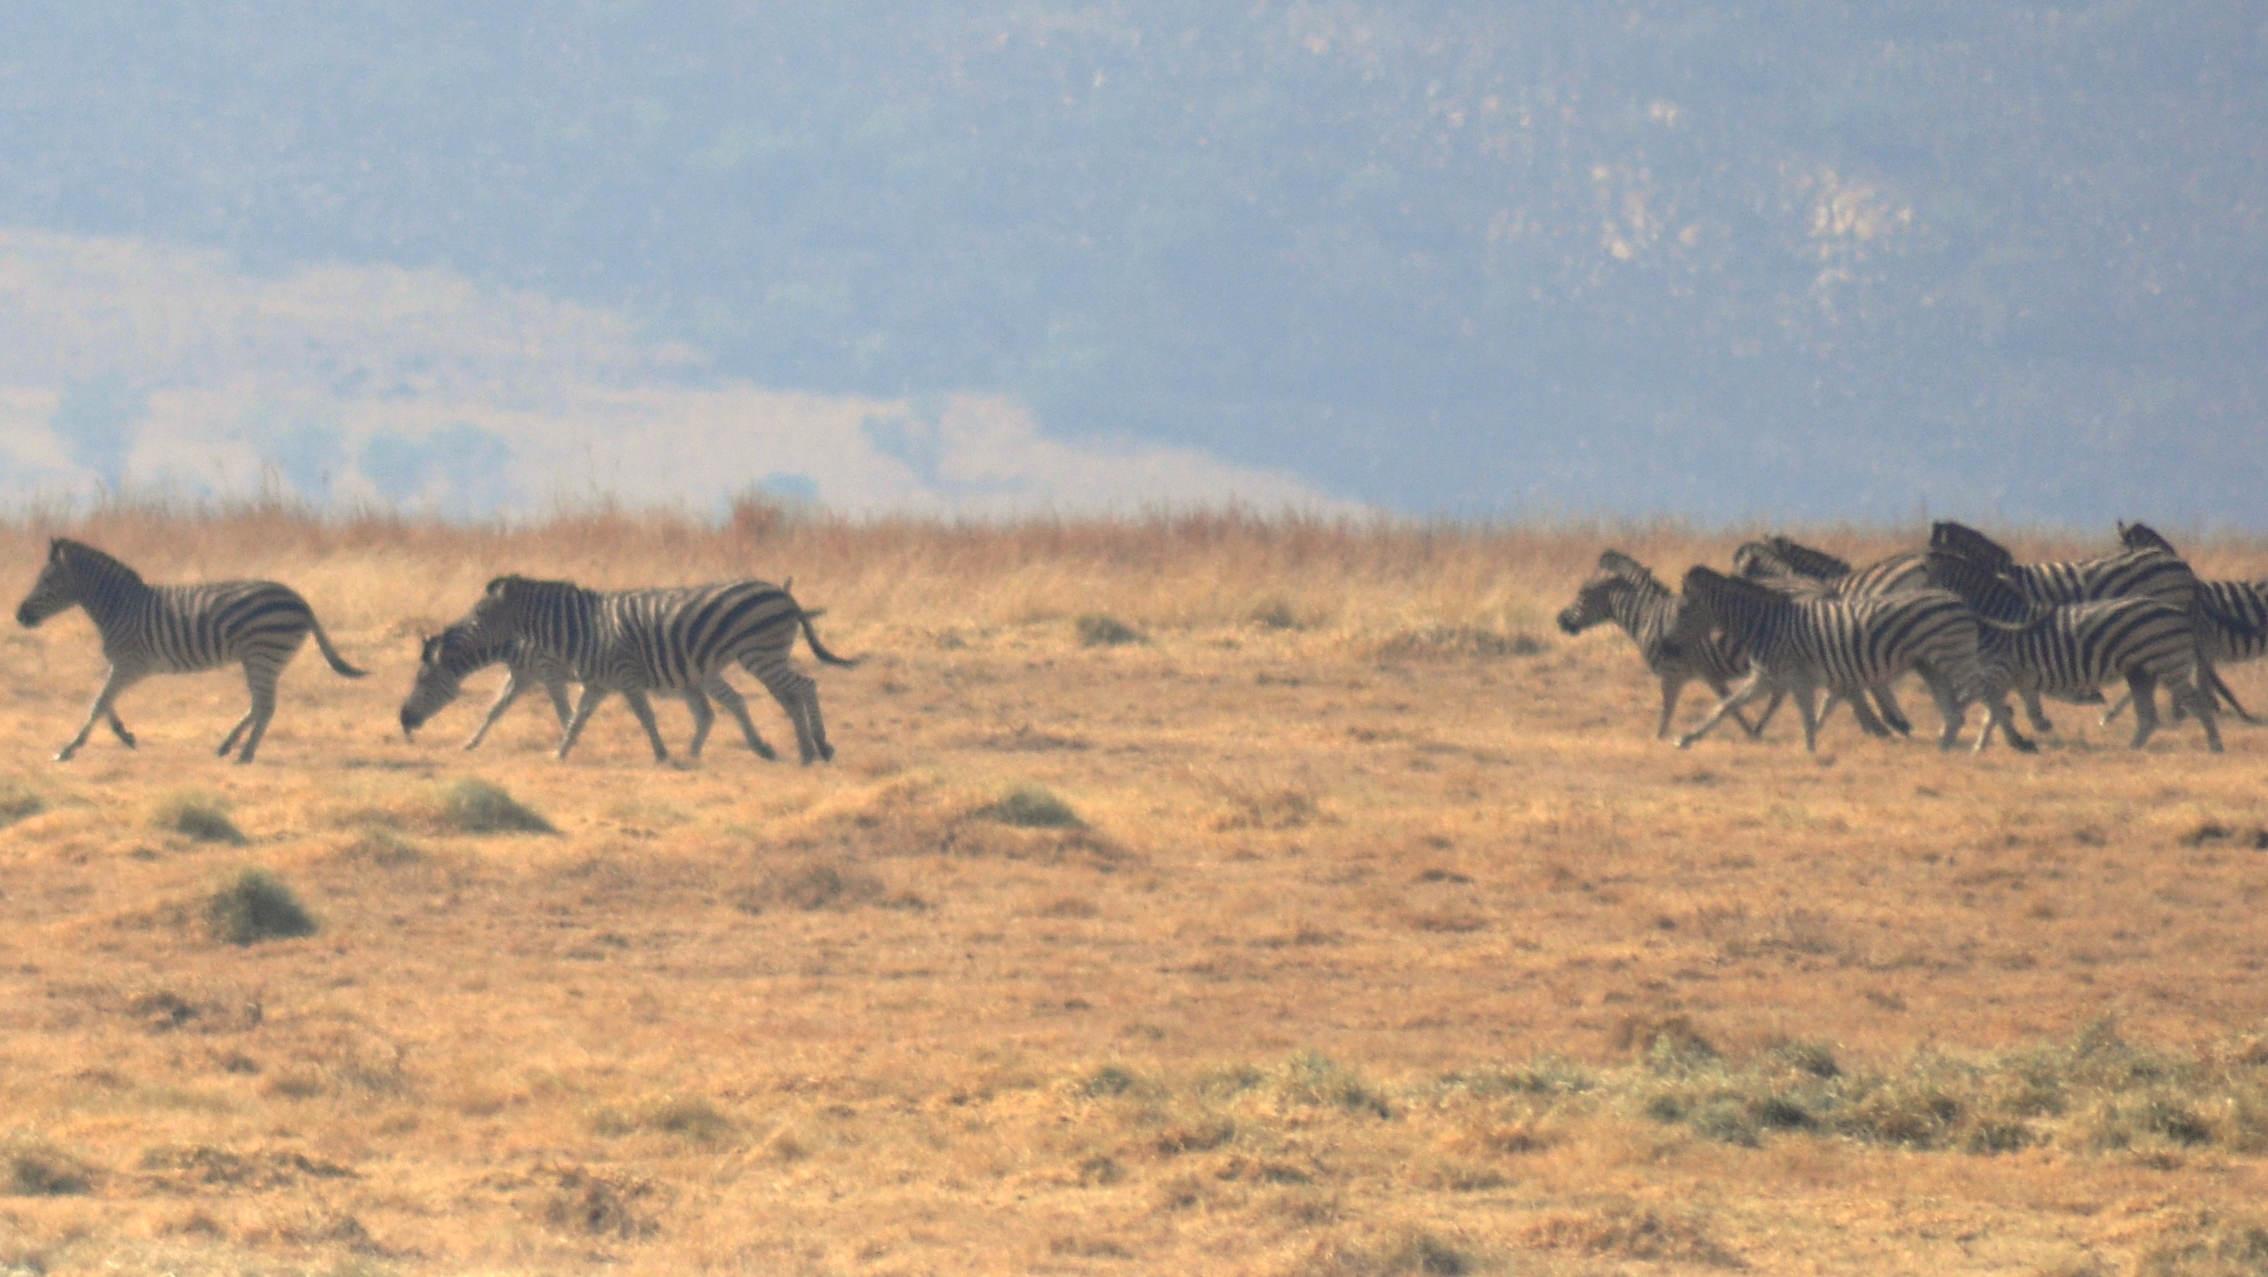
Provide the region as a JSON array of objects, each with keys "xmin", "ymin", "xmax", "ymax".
[{"xmin": 6, "ymin": 498, "xmax": 2261, "ymax": 643}]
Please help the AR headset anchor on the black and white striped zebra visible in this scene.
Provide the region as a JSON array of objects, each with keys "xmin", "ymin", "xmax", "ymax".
[
  {"xmin": 1731, "ymin": 535, "xmax": 1931, "ymax": 733},
  {"xmin": 1673, "ymin": 566, "xmax": 2033, "ymax": 753},
  {"xmin": 1556, "ymin": 551, "xmax": 1783, "ymax": 740},
  {"xmin": 2103, "ymin": 521, "xmax": 2268, "ymax": 724},
  {"xmin": 14, "ymin": 538, "xmax": 366, "ymax": 763},
  {"xmin": 1926, "ymin": 552, "xmax": 2221, "ymax": 750},
  {"xmin": 1930, "ymin": 521, "xmax": 2196, "ymax": 611},
  {"xmin": 400, "ymin": 622, "xmax": 783, "ymax": 758},
  {"xmin": 423, "ymin": 575, "xmax": 856, "ymax": 763}
]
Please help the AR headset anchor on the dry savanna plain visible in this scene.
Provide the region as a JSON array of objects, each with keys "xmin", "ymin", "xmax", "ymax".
[{"xmin": 3, "ymin": 504, "xmax": 2268, "ymax": 1276}]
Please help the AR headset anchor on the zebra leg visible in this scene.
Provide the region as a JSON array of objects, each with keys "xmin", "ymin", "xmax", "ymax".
[
  {"xmin": 1870, "ymin": 684, "xmax": 1913, "ymax": 736},
  {"xmin": 620, "ymin": 689, "xmax": 671, "ymax": 763},
  {"xmin": 2208, "ymin": 664, "xmax": 2258, "ymax": 724},
  {"xmin": 557, "ymin": 685, "xmax": 613, "ymax": 761},
  {"xmin": 58, "ymin": 666, "xmax": 143, "ymax": 762},
  {"xmin": 1842, "ymin": 691, "xmax": 1893, "ymax": 738},
  {"xmin": 105, "ymin": 708, "xmax": 136, "ymax": 749},
  {"xmin": 2172, "ymin": 672, "xmax": 2225, "ymax": 752},
  {"xmin": 2125, "ymin": 671, "xmax": 2162, "ymax": 750},
  {"xmin": 1676, "ymin": 671, "xmax": 1773, "ymax": 749},
  {"xmin": 221, "ymin": 663, "xmax": 283, "ymax": 763},
  {"xmin": 1972, "ymin": 695, "xmax": 2037, "ymax": 754},
  {"xmin": 2019, "ymin": 688, "xmax": 2054, "ymax": 734},
  {"xmin": 1794, "ymin": 683, "xmax": 1824, "ymax": 752},
  {"xmin": 679, "ymin": 687, "xmax": 716, "ymax": 759},
  {"xmin": 704, "ymin": 678, "xmax": 778, "ymax": 760},
  {"xmin": 464, "ymin": 674, "xmax": 533, "ymax": 750},
  {"xmin": 748, "ymin": 660, "xmax": 832, "ymax": 763},
  {"xmin": 1655, "ymin": 675, "xmax": 1686, "ymax": 740},
  {"xmin": 1917, "ymin": 667, "xmax": 1966, "ymax": 750},
  {"xmin": 1698, "ymin": 676, "xmax": 1770, "ymax": 740},
  {"xmin": 2099, "ymin": 690, "xmax": 2133, "ymax": 726}
]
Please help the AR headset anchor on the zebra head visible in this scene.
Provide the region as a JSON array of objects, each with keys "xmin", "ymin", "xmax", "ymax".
[
  {"xmin": 17, "ymin": 538, "xmax": 107, "ymax": 628},
  {"xmin": 400, "ymin": 625, "xmax": 507, "ymax": 738},
  {"xmin": 1558, "ymin": 551, "xmax": 1661, "ymax": 634},
  {"xmin": 1929, "ymin": 521, "xmax": 2017, "ymax": 573},
  {"xmin": 2117, "ymin": 520, "xmax": 2181, "ymax": 557}
]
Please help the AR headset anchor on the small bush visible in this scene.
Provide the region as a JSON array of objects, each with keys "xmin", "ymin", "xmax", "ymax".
[
  {"xmin": 153, "ymin": 791, "xmax": 246, "ymax": 845},
  {"xmin": 441, "ymin": 778, "xmax": 554, "ymax": 835},
  {"xmin": 1075, "ymin": 614, "xmax": 1145, "ymax": 646},
  {"xmin": 0, "ymin": 777, "xmax": 44, "ymax": 829},
  {"xmin": 594, "ymin": 1095, "xmax": 735, "ymax": 1144},
  {"xmin": 6, "ymin": 1140, "xmax": 97, "ymax": 1196},
  {"xmin": 206, "ymin": 869, "xmax": 318, "ymax": 946},
  {"xmin": 974, "ymin": 785, "xmax": 1084, "ymax": 830}
]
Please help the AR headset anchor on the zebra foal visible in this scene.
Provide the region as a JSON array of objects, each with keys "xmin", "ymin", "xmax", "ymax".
[
  {"xmin": 418, "ymin": 575, "xmax": 856, "ymax": 764},
  {"xmin": 400, "ymin": 622, "xmax": 782, "ymax": 758},
  {"xmin": 1673, "ymin": 566, "xmax": 2032, "ymax": 754},
  {"xmin": 14, "ymin": 538, "xmax": 366, "ymax": 762}
]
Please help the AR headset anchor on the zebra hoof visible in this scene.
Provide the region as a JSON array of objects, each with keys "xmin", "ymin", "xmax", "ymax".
[{"xmin": 53, "ymin": 748, "xmax": 76, "ymax": 763}]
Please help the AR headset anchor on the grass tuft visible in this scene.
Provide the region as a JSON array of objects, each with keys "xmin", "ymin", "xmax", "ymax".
[
  {"xmin": 973, "ymin": 784, "xmax": 1085, "ymax": 830},
  {"xmin": 206, "ymin": 868, "xmax": 318, "ymax": 946},
  {"xmin": 440, "ymin": 778, "xmax": 555, "ymax": 835},
  {"xmin": 152, "ymin": 790, "xmax": 246, "ymax": 845},
  {"xmin": 0, "ymin": 777, "xmax": 44, "ymax": 829},
  {"xmin": 1075, "ymin": 613, "xmax": 1145, "ymax": 646},
  {"xmin": 5, "ymin": 1138, "xmax": 98, "ymax": 1196}
]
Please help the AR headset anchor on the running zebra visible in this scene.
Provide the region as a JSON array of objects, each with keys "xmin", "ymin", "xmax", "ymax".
[
  {"xmin": 416, "ymin": 575, "xmax": 856, "ymax": 763},
  {"xmin": 1929, "ymin": 521, "xmax": 2195, "ymax": 611},
  {"xmin": 1927, "ymin": 552, "xmax": 2221, "ymax": 750},
  {"xmin": 400, "ymin": 623, "xmax": 782, "ymax": 758},
  {"xmin": 14, "ymin": 538, "xmax": 366, "ymax": 763},
  {"xmin": 2103, "ymin": 521, "xmax": 2268, "ymax": 723},
  {"xmin": 1556, "ymin": 551, "xmax": 1785, "ymax": 740},
  {"xmin": 1731, "ymin": 534, "xmax": 1930, "ymax": 733},
  {"xmin": 1673, "ymin": 566, "xmax": 2032, "ymax": 753}
]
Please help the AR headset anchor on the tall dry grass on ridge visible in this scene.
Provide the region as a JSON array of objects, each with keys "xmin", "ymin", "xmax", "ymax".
[{"xmin": 1, "ymin": 498, "xmax": 2266, "ymax": 1275}]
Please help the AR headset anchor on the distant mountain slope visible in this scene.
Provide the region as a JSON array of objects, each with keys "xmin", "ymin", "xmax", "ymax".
[
  {"xmin": 0, "ymin": 4, "xmax": 2261, "ymax": 522},
  {"xmin": 0, "ymin": 230, "xmax": 1337, "ymax": 515}
]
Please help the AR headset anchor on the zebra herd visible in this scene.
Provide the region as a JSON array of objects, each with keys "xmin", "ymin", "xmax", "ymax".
[
  {"xmin": 13, "ymin": 538, "xmax": 854, "ymax": 764},
  {"xmin": 15, "ymin": 522, "xmax": 2263, "ymax": 766},
  {"xmin": 1558, "ymin": 521, "xmax": 2267, "ymax": 754}
]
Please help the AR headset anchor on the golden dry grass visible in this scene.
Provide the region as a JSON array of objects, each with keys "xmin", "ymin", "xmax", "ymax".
[{"xmin": 2, "ymin": 501, "xmax": 2267, "ymax": 1275}]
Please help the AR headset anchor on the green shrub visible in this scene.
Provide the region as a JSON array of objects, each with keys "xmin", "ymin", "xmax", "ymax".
[
  {"xmin": 441, "ymin": 778, "xmax": 554, "ymax": 835},
  {"xmin": 153, "ymin": 791, "xmax": 246, "ymax": 845},
  {"xmin": 974, "ymin": 785, "xmax": 1084, "ymax": 830},
  {"xmin": 206, "ymin": 869, "xmax": 318, "ymax": 946}
]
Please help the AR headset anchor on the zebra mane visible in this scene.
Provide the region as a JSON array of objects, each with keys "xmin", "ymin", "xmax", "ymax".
[
  {"xmin": 51, "ymin": 538, "xmax": 144, "ymax": 587},
  {"xmin": 1929, "ymin": 521, "xmax": 2016, "ymax": 572},
  {"xmin": 1922, "ymin": 551, "xmax": 2033, "ymax": 623},
  {"xmin": 1763, "ymin": 536, "xmax": 1852, "ymax": 579},
  {"xmin": 1679, "ymin": 564, "xmax": 1788, "ymax": 626},
  {"xmin": 1594, "ymin": 550, "xmax": 1665, "ymax": 592},
  {"xmin": 487, "ymin": 574, "xmax": 596, "ymax": 603},
  {"xmin": 2118, "ymin": 521, "xmax": 2181, "ymax": 557}
]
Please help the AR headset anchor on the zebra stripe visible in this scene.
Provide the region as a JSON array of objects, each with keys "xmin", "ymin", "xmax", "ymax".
[
  {"xmin": 1556, "ymin": 551, "xmax": 1785, "ymax": 740},
  {"xmin": 1930, "ymin": 520, "xmax": 2195, "ymax": 611},
  {"xmin": 438, "ymin": 575, "xmax": 855, "ymax": 764},
  {"xmin": 13, "ymin": 537, "xmax": 366, "ymax": 762},
  {"xmin": 1731, "ymin": 537, "xmax": 1933, "ymax": 735},
  {"xmin": 400, "ymin": 623, "xmax": 783, "ymax": 759},
  {"xmin": 1976, "ymin": 597, "xmax": 2221, "ymax": 751},
  {"xmin": 1674, "ymin": 566, "xmax": 2031, "ymax": 754}
]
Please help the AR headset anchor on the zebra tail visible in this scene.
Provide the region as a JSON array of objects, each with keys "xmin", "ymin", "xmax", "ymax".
[
  {"xmin": 797, "ymin": 609, "xmax": 859, "ymax": 668},
  {"xmin": 308, "ymin": 616, "xmax": 369, "ymax": 678}
]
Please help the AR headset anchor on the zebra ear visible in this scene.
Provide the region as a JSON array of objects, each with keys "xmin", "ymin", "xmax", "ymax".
[
  {"xmin": 48, "ymin": 538, "xmax": 63, "ymax": 561},
  {"xmin": 782, "ymin": 575, "xmax": 794, "ymax": 594},
  {"xmin": 485, "ymin": 576, "xmax": 512, "ymax": 595}
]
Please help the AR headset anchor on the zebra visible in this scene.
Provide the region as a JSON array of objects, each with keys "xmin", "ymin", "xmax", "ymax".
[
  {"xmin": 1731, "ymin": 535, "xmax": 1931, "ymax": 733},
  {"xmin": 14, "ymin": 537, "xmax": 366, "ymax": 763},
  {"xmin": 427, "ymin": 575, "xmax": 856, "ymax": 763},
  {"xmin": 1929, "ymin": 521, "xmax": 2195, "ymax": 611},
  {"xmin": 1926, "ymin": 551, "xmax": 2221, "ymax": 750},
  {"xmin": 400, "ymin": 622, "xmax": 784, "ymax": 759},
  {"xmin": 2101, "ymin": 521, "xmax": 2268, "ymax": 724},
  {"xmin": 1556, "ymin": 551, "xmax": 1787, "ymax": 740},
  {"xmin": 1672, "ymin": 565, "xmax": 2033, "ymax": 754}
]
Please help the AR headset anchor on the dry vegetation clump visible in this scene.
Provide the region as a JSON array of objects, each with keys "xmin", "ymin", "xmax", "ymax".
[
  {"xmin": 590, "ymin": 1095, "xmax": 737, "ymax": 1145},
  {"xmin": 151, "ymin": 790, "xmax": 246, "ymax": 846},
  {"xmin": 437, "ymin": 777, "xmax": 554, "ymax": 834},
  {"xmin": 4, "ymin": 1136, "xmax": 99, "ymax": 1197},
  {"xmin": 733, "ymin": 855, "xmax": 892, "ymax": 913},
  {"xmin": 972, "ymin": 783, "xmax": 1084, "ymax": 830},
  {"xmin": 0, "ymin": 775, "xmax": 45, "ymax": 828},
  {"xmin": 1075, "ymin": 613, "xmax": 1145, "ymax": 646},
  {"xmin": 204, "ymin": 868, "xmax": 318, "ymax": 946}
]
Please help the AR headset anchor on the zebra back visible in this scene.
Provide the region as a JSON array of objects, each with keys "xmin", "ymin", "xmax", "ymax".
[{"xmin": 1922, "ymin": 551, "xmax": 2038, "ymax": 625}]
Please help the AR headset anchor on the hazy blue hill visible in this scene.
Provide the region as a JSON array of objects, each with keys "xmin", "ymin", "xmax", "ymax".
[{"xmin": 1, "ymin": 3, "xmax": 2260, "ymax": 522}]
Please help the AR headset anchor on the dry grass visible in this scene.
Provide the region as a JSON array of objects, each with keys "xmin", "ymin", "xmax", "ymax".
[{"xmin": 0, "ymin": 500, "xmax": 2266, "ymax": 1273}]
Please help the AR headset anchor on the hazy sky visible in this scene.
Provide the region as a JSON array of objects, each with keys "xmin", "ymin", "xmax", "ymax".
[{"xmin": 0, "ymin": 4, "xmax": 2261, "ymax": 525}]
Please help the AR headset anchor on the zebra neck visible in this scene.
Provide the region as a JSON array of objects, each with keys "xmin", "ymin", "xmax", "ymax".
[
  {"xmin": 1607, "ymin": 582, "xmax": 1678, "ymax": 652},
  {"xmin": 70, "ymin": 555, "xmax": 153, "ymax": 629}
]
